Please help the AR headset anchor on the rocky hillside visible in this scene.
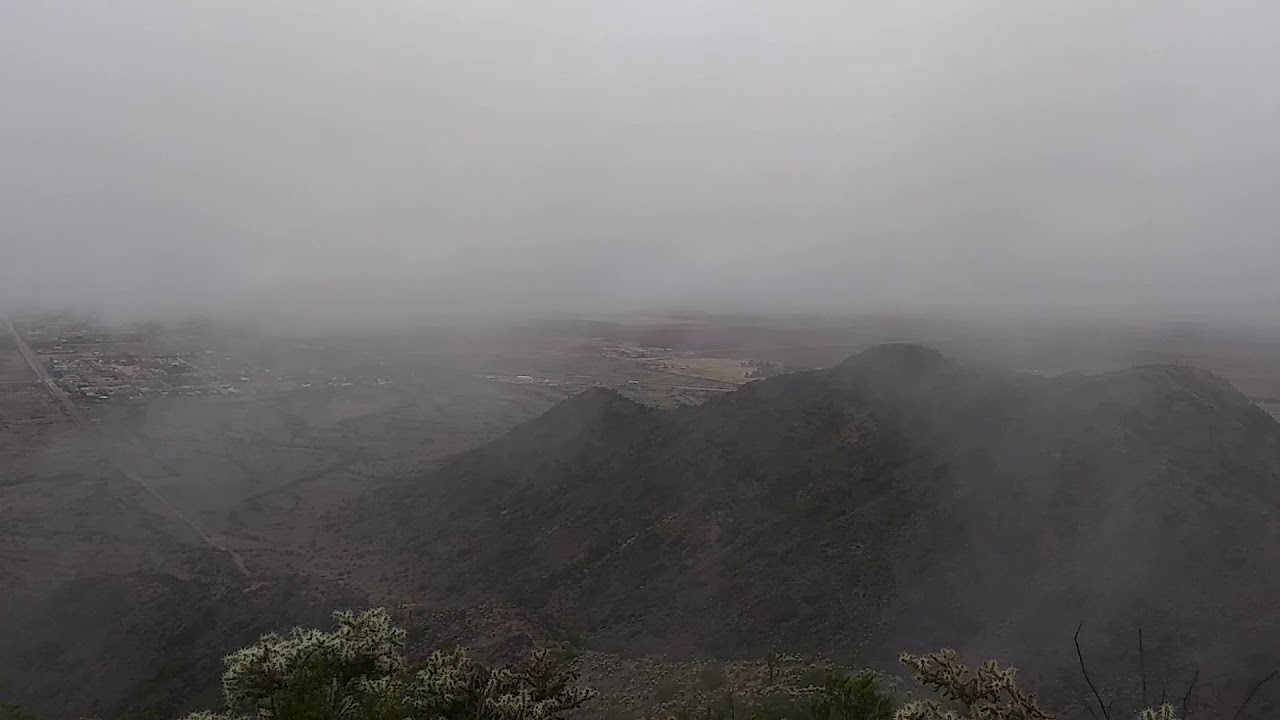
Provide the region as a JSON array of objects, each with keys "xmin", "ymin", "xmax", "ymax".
[
  {"xmin": 367, "ymin": 344, "xmax": 1280, "ymax": 715},
  {"xmin": 0, "ymin": 433, "xmax": 354, "ymax": 718}
]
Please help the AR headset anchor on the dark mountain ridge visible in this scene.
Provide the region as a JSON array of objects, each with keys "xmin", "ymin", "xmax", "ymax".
[{"xmin": 367, "ymin": 344, "xmax": 1280, "ymax": 714}]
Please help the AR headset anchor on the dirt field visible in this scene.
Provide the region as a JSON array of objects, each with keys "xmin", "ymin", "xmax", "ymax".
[
  {"xmin": 0, "ymin": 343, "xmax": 191, "ymax": 598},
  {"xmin": 2, "ymin": 316, "xmax": 755, "ymax": 594},
  {"xmin": 624, "ymin": 355, "xmax": 750, "ymax": 384},
  {"xmin": 575, "ymin": 314, "xmax": 708, "ymax": 326}
]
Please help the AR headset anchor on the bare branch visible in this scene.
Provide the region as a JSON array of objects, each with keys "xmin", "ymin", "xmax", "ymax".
[
  {"xmin": 1139, "ymin": 627, "xmax": 1147, "ymax": 709},
  {"xmin": 1229, "ymin": 669, "xmax": 1278, "ymax": 720},
  {"xmin": 1181, "ymin": 669, "xmax": 1199, "ymax": 720},
  {"xmin": 1075, "ymin": 623, "xmax": 1111, "ymax": 720}
]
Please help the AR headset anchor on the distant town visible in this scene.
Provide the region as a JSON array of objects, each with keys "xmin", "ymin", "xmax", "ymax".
[{"xmin": 11, "ymin": 314, "xmax": 397, "ymax": 407}]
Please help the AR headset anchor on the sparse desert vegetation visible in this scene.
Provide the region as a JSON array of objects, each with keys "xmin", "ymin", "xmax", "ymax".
[
  {"xmin": 52, "ymin": 609, "xmax": 1242, "ymax": 720},
  {"xmin": 5, "ymin": 317, "xmax": 1280, "ymax": 717},
  {"xmin": 10, "ymin": 0, "xmax": 1280, "ymax": 714}
]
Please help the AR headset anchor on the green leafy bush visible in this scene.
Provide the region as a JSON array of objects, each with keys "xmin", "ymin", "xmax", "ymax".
[
  {"xmin": 810, "ymin": 671, "xmax": 895, "ymax": 720},
  {"xmin": 180, "ymin": 608, "xmax": 595, "ymax": 720}
]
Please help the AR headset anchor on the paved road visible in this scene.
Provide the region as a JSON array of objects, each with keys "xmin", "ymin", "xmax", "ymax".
[{"xmin": 4, "ymin": 316, "xmax": 249, "ymax": 576}]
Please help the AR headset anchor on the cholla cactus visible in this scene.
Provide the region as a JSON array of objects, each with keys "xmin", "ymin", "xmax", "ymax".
[
  {"xmin": 402, "ymin": 646, "xmax": 595, "ymax": 720},
  {"xmin": 895, "ymin": 650, "xmax": 1185, "ymax": 720},
  {"xmin": 1135, "ymin": 706, "xmax": 1177, "ymax": 720},
  {"xmin": 894, "ymin": 650, "xmax": 1052, "ymax": 720},
  {"xmin": 180, "ymin": 608, "xmax": 594, "ymax": 720},
  {"xmin": 221, "ymin": 608, "xmax": 407, "ymax": 716}
]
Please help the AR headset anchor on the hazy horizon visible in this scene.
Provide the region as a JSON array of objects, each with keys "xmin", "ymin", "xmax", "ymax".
[{"xmin": 4, "ymin": 2, "xmax": 1279, "ymax": 328}]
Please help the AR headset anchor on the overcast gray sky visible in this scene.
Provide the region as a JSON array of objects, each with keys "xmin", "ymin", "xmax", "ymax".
[{"xmin": 2, "ymin": 1, "xmax": 1278, "ymax": 326}]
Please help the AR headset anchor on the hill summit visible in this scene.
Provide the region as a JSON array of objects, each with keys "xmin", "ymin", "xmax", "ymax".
[{"xmin": 366, "ymin": 345, "xmax": 1280, "ymax": 713}]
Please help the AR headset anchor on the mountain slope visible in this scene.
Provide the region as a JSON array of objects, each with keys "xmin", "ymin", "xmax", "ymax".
[
  {"xmin": 366, "ymin": 345, "xmax": 1280, "ymax": 714},
  {"xmin": 0, "ymin": 429, "xmax": 354, "ymax": 718}
]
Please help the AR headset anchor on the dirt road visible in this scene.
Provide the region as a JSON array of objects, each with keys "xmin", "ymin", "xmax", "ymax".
[{"xmin": 3, "ymin": 316, "xmax": 249, "ymax": 575}]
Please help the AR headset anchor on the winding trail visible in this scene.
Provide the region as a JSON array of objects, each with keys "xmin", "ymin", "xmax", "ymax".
[{"xmin": 4, "ymin": 315, "xmax": 249, "ymax": 576}]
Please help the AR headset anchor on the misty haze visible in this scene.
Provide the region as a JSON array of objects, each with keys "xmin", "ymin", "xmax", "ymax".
[{"xmin": 2, "ymin": 2, "xmax": 1280, "ymax": 719}]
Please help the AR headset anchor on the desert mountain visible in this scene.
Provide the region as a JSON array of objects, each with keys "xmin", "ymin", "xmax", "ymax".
[{"xmin": 366, "ymin": 344, "xmax": 1280, "ymax": 714}]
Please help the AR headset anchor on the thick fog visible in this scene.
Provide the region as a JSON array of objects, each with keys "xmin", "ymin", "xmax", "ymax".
[{"xmin": 3, "ymin": 1, "xmax": 1279, "ymax": 327}]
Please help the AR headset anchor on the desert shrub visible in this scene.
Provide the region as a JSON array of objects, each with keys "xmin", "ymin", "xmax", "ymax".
[
  {"xmin": 745, "ymin": 692, "xmax": 810, "ymax": 720},
  {"xmin": 652, "ymin": 679, "xmax": 682, "ymax": 705},
  {"xmin": 800, "ymin": 668, "xmax": 831, "ymax": 690},
  {"xmin": 699, "ymin": 664, "xmax": 729, "ymax": 692},
  {"xmin": 665, "ymin": 692, "xmax": 738, "ymax": 720},
  {"xmin": 179, "ymin": 608, "xmax": 595, "ymax": 720},
  {"xmin": 895, "ymin": 649, "xmax": 1188, "ymax": 720},
  {"xmin": 810, "ymin": 671, "xmax": 895, "ymax": 720},
  {"xmin": 677, "ymin": 669, "xmax": 895, "ymax": 720},
  {"xmin": 2, "ymin": 705, "xmax": 37, "ymax": 720}
]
